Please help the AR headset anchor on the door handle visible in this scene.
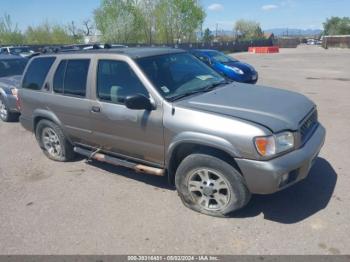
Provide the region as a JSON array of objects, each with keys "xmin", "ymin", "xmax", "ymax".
[{"xmin": 91, "ymin": 106, "xmax": 101, "ymax": 113}]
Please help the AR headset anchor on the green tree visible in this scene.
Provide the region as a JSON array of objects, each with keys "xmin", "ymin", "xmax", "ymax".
[
  {"xmin": 25, "ymin": 22, "xmax": 80, "ymax": 45},
  {"xmin": 0, "ymin": 14, "xmax": 25, "ymax": 45},
  {"xmin": 234, "ymin": 19, "xmax": 264, "ymax": 40},
  {"xmin": 155, "ymin": 0, "xmax": 205, "ymax": 44},
  {"xmin": 135, "ymin": 0, "xmax": 159, "ymax": 44},
  {"xmin": 94, "ymin": 0, "xmax": 143, "ymax": 44},
  {"xmin": 202, "ymin": 28, "xmax": 213, "ymax": 43},
  {"xmin": 323, "ymin": 17, "xmax": 350, "ymax": 35}
]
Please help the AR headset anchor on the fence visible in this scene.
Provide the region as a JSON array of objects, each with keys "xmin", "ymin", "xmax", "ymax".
[
  {"xmin": 323, "ymin": 35, "xmax": 350, "ymax": 49},
  {"xmin": 277, "ymin": 37, "xmax": 301, "ymax": 48},
  {"xmin": 6, "ymin": 39, "xmax": 274, "ymax": 53}
]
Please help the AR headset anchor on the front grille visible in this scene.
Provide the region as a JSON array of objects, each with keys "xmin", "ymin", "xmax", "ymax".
[{"xmin": 300, "ymin": 110, "xmax": 318, "ymax": 143}]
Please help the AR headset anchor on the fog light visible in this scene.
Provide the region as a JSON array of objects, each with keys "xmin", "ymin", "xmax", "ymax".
[{"xmin": 280, "ymin": 173, "xmax": 289, "ymax": 187}]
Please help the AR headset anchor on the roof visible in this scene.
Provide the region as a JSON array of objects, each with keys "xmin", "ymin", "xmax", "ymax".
[
  {"xmin": 46, "ymin": 47, "xmax": 186, "ymax": 59},
  {"xmin": 190, "ymin": 49, "xmax": 219, "ymax": 53},
  {"xmin": 0, "ymin": 54, "xmax": 26, "ymax": 60}
]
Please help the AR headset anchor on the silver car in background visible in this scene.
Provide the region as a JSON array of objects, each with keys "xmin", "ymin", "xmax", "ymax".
[{"xmin": 0, "ymin": 55, "xmax": 27, "ymax": 122}]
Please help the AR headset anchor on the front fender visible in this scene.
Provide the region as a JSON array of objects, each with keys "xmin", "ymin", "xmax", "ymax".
[{"xmin": 166, "ymin": 131, "xmax": 242, "ymax": 167}]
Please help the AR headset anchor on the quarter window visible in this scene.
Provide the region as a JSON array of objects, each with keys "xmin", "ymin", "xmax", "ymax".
[
  {"xmin": 53, "ymin": 59, "xmax": 90, "ymax": 97},
  {"xmin": 97, "ymin": 60, "xmax": 148, "ymax": 104},
  {"xmin": 22, "ymin": 57, "xmax": 56, "ymax": 90}
]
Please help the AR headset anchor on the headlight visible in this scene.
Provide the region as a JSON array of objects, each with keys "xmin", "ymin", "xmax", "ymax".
[
  {"xmin": 224, "ymin": 65, "xmax": 244, "ymax": 75},
  {"xmin": 254, "ymin": 131, "xmax": 294, "ymax": 157}
]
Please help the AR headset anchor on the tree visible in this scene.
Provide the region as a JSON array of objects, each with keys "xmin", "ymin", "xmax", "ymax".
[
  {"xmin": 94, "ymin": 0, "xmax": 142, "ymax": 44},
  {"xmin": 323, "ymin": 17, "xmax": 350, "ymax": 35},
  {"xmin": 135, "ymin": 0, "xmax": 159, "ymax": 44},
  {"xmin": 0, "ymin": 14, "xmax": 25, "ymax": 45},
  {"xmin": 25, "ymin": 22, "xmax": 80, "ymax": 44},
  {"xmin": 82, "ymin": 19, "xmax": 94, "ymax": 36},
  {"xmin": 202, "ymin": 28, "xmax": 213, "ymax": 43},
  {"xmin": 234, "ymin": 19, "xmax": 264, "ymax": 40},
  {"xmin": 155, "ymin": 0, "xmax": 205, "ymax": 44}
]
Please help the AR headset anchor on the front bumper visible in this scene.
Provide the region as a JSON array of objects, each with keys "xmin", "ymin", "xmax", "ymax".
[{"xmin": 236, "ymin": 124, "xmax": 326, "ymax": 194}]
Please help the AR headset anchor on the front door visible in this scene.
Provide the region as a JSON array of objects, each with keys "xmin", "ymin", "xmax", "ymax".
[{"xmin": 89, "ymin": 59, "xmax": 164, "ymax": 166}]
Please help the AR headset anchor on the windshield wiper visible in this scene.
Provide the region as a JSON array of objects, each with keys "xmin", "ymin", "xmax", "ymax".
[{"xmin": 168, "ymin": 80, "xmax": 228, "ymax": 102}]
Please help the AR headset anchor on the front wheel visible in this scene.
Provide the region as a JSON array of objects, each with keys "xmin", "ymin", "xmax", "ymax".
[{"xmin": 175, "ymin": 153, "xmax": 251, "ymax": 217}]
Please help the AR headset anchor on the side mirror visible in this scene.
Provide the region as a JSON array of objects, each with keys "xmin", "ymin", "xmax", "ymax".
[{"xmin": 125, "ymin": 94, "xmax": 154, "ymax": 111}]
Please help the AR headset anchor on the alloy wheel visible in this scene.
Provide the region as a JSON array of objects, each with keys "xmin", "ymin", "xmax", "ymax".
[{"xmin": 187, "ymin": 168, "xmax": 231, "ymax": 211}]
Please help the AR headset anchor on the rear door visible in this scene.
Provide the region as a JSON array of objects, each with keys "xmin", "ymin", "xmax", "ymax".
[{"xmin": 47, "ymin": 58, "xmax": 94, "ymax": 144}]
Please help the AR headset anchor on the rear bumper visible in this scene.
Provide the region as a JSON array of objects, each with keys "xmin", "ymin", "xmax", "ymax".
[
  {"xmin": 2, "ymin": 94, "xmax": 19, "ymax": 113},
  {"xmin": 236, "ymin": 124, "xmax": 326, "ymax": 194}
]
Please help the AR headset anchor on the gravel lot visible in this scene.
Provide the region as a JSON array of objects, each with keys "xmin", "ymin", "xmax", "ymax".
[{"xmin": 0, "ymin": 45, "xmax": 349, "ymax": 255}]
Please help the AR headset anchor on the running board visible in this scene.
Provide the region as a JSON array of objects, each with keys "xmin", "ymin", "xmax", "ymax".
[{"xmin": 74, "ymin": 146, "xmax": 165, "ymax": 176}]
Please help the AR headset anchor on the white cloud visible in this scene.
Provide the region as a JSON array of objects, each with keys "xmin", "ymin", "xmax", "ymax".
[
  {"xmin": 208, "ymin": 3, "xmax": 224, "ymax": 12},
  {"xmin": 261, "ymin": 4, "xmax": 279, "ymax": 11}
]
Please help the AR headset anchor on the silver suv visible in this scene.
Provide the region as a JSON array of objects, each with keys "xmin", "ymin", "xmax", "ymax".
[{"xmin": 19, "ymin": 48, "xmax": 326, "ymax": 217}]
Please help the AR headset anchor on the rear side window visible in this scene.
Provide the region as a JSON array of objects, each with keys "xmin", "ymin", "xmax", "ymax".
[
  {"xmin": 53, "ymin": 59, "xmax": 90, "ymax": 97},
  {"xmin": 22, "ymin": 57, "xmax": 55, "ymax": 90}
]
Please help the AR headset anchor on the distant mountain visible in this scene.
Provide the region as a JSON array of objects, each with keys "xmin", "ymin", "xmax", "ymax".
[{"xmin": 264, "ymin": 28, "xmax": 323, "ymax": 36}]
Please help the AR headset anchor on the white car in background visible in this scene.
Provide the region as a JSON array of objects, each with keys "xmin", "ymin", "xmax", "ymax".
[{"xmin": 0, "ymin": 46, "xmax": 35, "ymax": 58}]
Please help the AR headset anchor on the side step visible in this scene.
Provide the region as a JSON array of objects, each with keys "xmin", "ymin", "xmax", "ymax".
[{"xmin": 74, "ymin": 146, "xmax": 165, "ymax": 176}]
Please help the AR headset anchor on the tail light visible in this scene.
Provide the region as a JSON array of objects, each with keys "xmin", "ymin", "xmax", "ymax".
[{"xmin": 11, "ymin": 88, "xmax": 21, "ymax": 111}]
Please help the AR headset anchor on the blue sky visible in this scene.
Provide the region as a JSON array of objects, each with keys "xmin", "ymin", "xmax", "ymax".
[{"xmin": 2, "ymin": 0, "xmax": 349, "ymax": 31}]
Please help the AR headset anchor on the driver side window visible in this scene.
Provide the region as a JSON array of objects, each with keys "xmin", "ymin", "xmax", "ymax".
[{"xmin": 97, "ymin": 60, "xmax": 149, "ymax": 104}]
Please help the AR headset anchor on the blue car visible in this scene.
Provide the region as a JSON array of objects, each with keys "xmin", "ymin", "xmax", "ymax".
[{"xmin": 190, "ymin": 49, "xmax": 258, "ymax": 84}]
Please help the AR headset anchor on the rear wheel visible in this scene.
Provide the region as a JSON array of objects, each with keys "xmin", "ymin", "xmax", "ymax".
[
  {"xmin": 36, "ymin": 120, "xmax": 75, "ymax": 162},
  {"xmin": 0, "ymin": 97, "xmax": 18, "ymax": 122},
  {"xmin": 175, "ymin": 153, "xmax": 251, "ymax": 217}
]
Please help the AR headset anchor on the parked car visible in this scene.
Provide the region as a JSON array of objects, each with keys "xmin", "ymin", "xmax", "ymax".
[
  {"xmin": 191, "ymin": 49, "xmax": 258, "ymax": 84},
  {"xmin": 0, "ymin": 46, "xmax": 35, "ymax": 58},
  {"xmin": 0, "ymin": 55, "xmax": 28, "ymax": 122},
  {"xmin": 83, "ymin": 44, "xmax": 128, "ymax": 50},
  {"xmin": 19, "ymin": 48, "xmax": 325, "ymax": 217}
]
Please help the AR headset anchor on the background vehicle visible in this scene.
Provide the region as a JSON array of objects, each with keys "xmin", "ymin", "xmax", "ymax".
[
  {"xmin": 83, "ymin": 44, "xmax": 128, "ymax": 50},
  {"xmin": 19, "ymin": 48, "xmax": 325, "ymax": 217},
  {"xmin": 191, "ymin": 49, "xmax": 259, "ymax": 84},
  {"xmin": 0, "ymin": 55, "xmax": 28, "ymax": 122},
  {"xmin": 0, "ymin": 46, "xmax": 35, "ymax": 58}
]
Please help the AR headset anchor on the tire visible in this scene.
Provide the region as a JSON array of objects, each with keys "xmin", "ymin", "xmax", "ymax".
[
  {"xmin": 0, "ymin": 97, "xmax": 18, "ymax": 122},
  {"xmin": 35, "ymin": 119, "xmax": 75, "ymax": 162},
  {"xmin": 175, "ymin": 153, "xmax": 251, "ymax": 217}
]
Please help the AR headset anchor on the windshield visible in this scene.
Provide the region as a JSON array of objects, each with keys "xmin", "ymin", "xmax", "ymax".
[
  {"xmin": 9, "ymin": 47, "xmax": 31, "ymax": 54},
  {"xmin": 136, "ymin": 52, "xmax": 225, "ymax": 100},
  {"xmin": 0, "ymin": 59, "xmax": 27, "ymax": 77},
  {"xmin": 207, "ymin": 51, "xmax": 238, "ymax": 63}
]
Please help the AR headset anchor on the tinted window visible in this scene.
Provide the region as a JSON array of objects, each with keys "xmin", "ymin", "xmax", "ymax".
[
  {"xmin": 137, "ymin": 53, "xmax": 224, "ymax": 100},
  {"xmin": 64, "ymin": 60, "xmax": 89, "ymax": 97},
  {"xmin": 52, "ymin": 59, "xmax": 89, "ymax": 97},
  {"xmin": 97, "ymin": 60, "xmax": 148, "ymax": 104},
  {"xmin": 22, "ymin": 57, "xmax": 55, "ymax": 90},
  {"xmin": 53, "ymin": 60, "xmax": 66, "ymax": 94},
  {"xmin": 0, "ymin": 59, "xmax": 27, "ymax": 77}
]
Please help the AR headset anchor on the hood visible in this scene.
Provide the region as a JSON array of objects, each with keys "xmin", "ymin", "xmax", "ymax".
[
  {"xmin": 222, "ymin": 61, "xmax": 256, "ymax": 73},
  {"xmin": 0, "ymin": 75, "xmax": 22, "ymax": 90},
  {"xmin": 176, "ymin": 83, "xmax": 315, "ymax": 132}
]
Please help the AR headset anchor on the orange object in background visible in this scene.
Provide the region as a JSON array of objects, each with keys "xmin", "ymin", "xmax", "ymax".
[{"xmin": 248, "ymin": 46, "xmax": 280, "ymax": 53}]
